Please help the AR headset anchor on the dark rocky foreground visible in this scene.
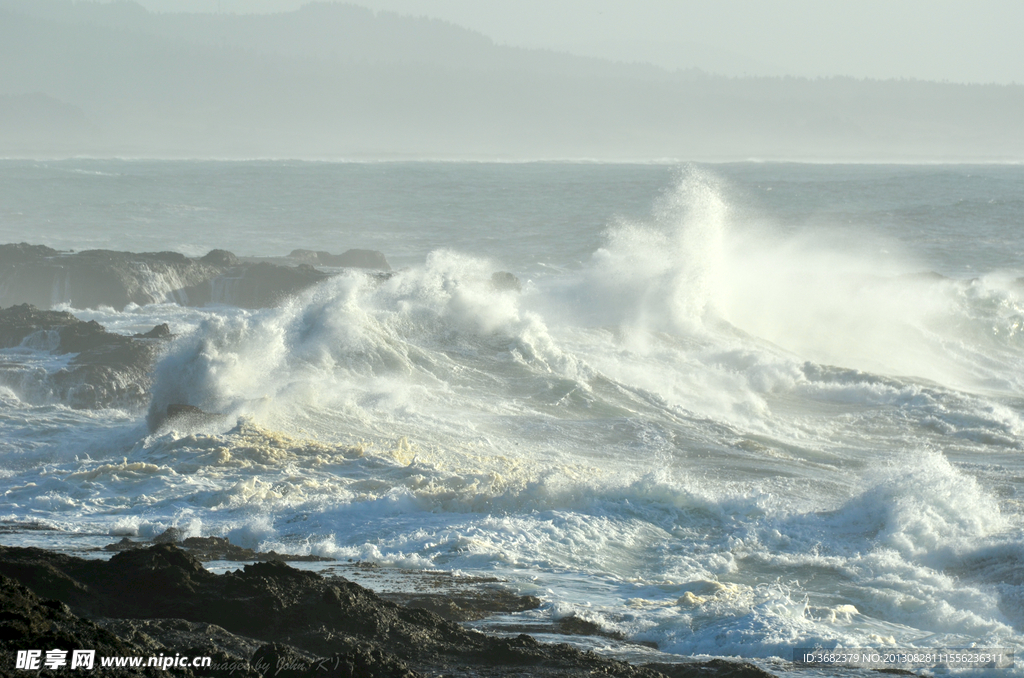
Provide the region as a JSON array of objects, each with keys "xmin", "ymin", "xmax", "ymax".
[
  {"xmin": 0, "ymin": 304, "xmax": 170, "ymax": 409},
  {"xmin": 0, "ymin": 544, "xmax": 778, "ymax": 678},
  {"xmin": 0, "ymin": 243, "xmax": 391, "ymax": 310}
]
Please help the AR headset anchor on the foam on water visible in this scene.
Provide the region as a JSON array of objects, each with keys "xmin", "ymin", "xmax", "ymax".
[{"xmin": 1, "ymin": 164, "xmax": 1023, "ymax": 671}]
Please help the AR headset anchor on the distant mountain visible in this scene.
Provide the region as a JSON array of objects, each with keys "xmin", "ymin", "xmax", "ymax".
[
  {"xmin": 0, "ymin": 0, "xmax": 681, "ymax": 79},
  {"xmin": 1, "ymin": 0, "xmax": 1022, "ymax": 160},
  {"xmin": 0, "ymin": 93, "xmax": 99, "ymax": 154}
]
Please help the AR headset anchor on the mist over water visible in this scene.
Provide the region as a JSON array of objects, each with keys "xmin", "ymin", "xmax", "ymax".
[{"xmin": 2, "ymin": 161, "xmax": 1024, "ymax": 669}]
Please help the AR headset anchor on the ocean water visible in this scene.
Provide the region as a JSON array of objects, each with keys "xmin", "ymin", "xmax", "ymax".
[{"xmin": 1, "ymin": 160, "xmax": 1024, "ymax": 673}]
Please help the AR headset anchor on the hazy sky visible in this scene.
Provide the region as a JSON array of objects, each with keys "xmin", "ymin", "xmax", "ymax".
[{"xmin": 92, "ymin": 0, "xmax": 1024, "ymax": 84}]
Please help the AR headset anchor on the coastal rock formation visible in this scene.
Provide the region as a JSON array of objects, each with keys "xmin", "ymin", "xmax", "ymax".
[
  {"xmin": 224, "ymin": 261, "xmax": 331, "ymax": 309},
  {"xmin": 490, "ymin": 271, "xmax": 522, "ymax": 292},
  {"xmin": 0, "ymin": 243, "xmax": 391, "ymax": 310},
  {"xmin": 287, "ymin": 248, "xmax": 392, "ymax": 270},
  {"xmin": 0, "ymin": 574, "xmax": 188, "ymax": 677},
  {"xmin": 0, "ymin": 304, "xmax": 169, "ymax": 409},
  {"xmin": 200, "ymin": 249, "xmax": 240, "ymax": 267},
  {"xmin": 0, "ymin": 244, "xmax": 223, "ymax": 309},
  {"xmin": 106, "ymin": 531, "xmax": 333, "ymax": 563},
  {"xmin": 0, "ymin": 544, "xmax": 775, "ymax": 678}
]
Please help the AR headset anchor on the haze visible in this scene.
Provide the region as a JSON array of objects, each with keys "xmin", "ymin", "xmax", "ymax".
[
  {"xmin": 1, "ymin": 0, "xmax": 1022, "ymax": 160},
  {"xmin": 118, "ymin": 0, "xmax": 1024, "ymax": 84}
]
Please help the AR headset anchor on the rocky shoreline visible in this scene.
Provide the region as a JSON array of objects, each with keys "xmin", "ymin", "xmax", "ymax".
[
  {"xmin": 2, "ymin": 243, "xmax": 782, "ymax": 676},
  {"xmin": 0, "ymin": 243, "xmax": 392, "ymax": 311},
  {"xmin": 0, "ymin": 303, "xmax": 170, "ymax": 409},
  {"xmin": 0, "ymin": 543, "xmax": 779, "ymax": 678},
  {"xmin": 0, "ymin": 241, "xmax": 395, "ymax": 412}
]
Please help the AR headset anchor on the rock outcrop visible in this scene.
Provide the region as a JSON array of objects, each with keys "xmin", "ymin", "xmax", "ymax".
[
  {"xmin": 0, "ymin": 304, "xmax": 169, "ymax": 408},
  {"xmin": 0, "ymin": 544, "xmax": 776, "ymax": 678},
  {"xmin": 287, "ymin": 248, "xmax": 391, "ymax": 270},
  {"xmin": 0, "ymin": 243, "xmax": 392, "ymax": 310},
  {"xmin": 106, "ymin": 531, "xmax": 333, "ymax": 563},
  {"xmin": 224, "ymin": 261, "xmax": 331, "ymax": 309},
  {"xmin": 490, "ymin": 271, "xmax": 522, "ymax": 292},
  {"xmin": 0, "ymin": 245, "xmax": 223, "ymax": 309},
  {"xmin": 0, "ymin": 573, "xmax": 187, "ymax": 677}
]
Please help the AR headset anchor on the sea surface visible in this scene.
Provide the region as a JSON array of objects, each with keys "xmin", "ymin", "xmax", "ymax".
[{"xmin": 1, "ymin": 160, "xmax": 1023, "ymax": 675}]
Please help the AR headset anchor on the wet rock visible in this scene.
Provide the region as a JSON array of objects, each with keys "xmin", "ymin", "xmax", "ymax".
[
  {"xmin": 643, "ymin": 659, "xmax": 778, "ymax": 678},
  {"xmin": 96, "ymin": 618, "xmax": 263, "ymax": 677},
  {"xmin": 0, "ymin": 304, "xmax": 163, "ymax": 409},
  {"xmin": 162, "ymin": 403, "xmax": 222, "ymax": 429},
  {"xmin": 0, "ymin": 242, "xmax": 61, "ymax": 264},
  {"xmin": 251, "ymin": 643, "xmax": 315, "ymax": 678},
  {"xmin": 106, "ymin": 532, "xmax": 335, "ymax": 563},
  {"xmin": 329, "ymin": 249, "xmax": 391, "ymax": 270},
  {"xmin": 134, "ymin": 323, "xmax": 171, "ymax": 339},
  {"xmin": 201, "ymin": 249, "xmax": 239, "ymax": 267},
  {"xmin": 288, "ymin": 248, "xmax": 391, "ymax": 271},
  {"xmin": 0, "ymin": 573, "xmax": 181, "ymax": 677},
  {"xmin": 0, "ymin": 521, "xmax": 59, "ymax": 533},
  {"xmin": 232, "ymin": 261, "xmax": 331, "ymax": 308},
  {"xmin": 287, "ymin": 249, "xmax": 325, "ymax": 263},
  {"xmin": 490, "ymin": 271, "xmax": 522, "ymax": 292},
  {"xmin": 0, "ymin": 246, "xmax": 222, "ymax": 309},
  {"xmin": 103, "ymin": 537, "xmax": 145, "ymax": 552},
  {"xmin": 1, "ymin": 243, "xmax": 392, "ymax": 310},
  {"xmin": 0, "ymin": 544, "xmax": 688, "ymax": 677},
  {"xmin": 556, "ymin": 614, "xmax": 626, "ymax": 640},
  {"xmin": 180, "ymin": 536, "xmax": 332, "ymax": 563},
  {"xmin": 386, "ymin": 589, "xmax": 541, "ymax": 622},
  {"xmin": 153, "ymin": 527, "xmax": 184, "ymax": 544}
]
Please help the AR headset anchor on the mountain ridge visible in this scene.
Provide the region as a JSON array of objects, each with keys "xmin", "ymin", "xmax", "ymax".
[{"xmin": 1, "ymin": 0, "xmax": 1022, "ymax": 160}]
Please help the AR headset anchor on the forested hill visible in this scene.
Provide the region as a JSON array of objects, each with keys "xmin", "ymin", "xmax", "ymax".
[{"xmin": 2, "ymin": 0, "xmax": 1022, "ymax": 160}]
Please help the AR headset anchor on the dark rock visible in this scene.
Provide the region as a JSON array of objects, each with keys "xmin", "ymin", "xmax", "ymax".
[
  {"xmin": 105, "ymin": 533, "xmax": 335, "ymax": 563},
  {"xmin": 96, "ymin": 618, "xmax": 263, "ymax": 678},
  {"xmin": 134, "ymin": 323, "xmax": 172, "ymax": 339},
  {"xmin": 251, "ymin": 643, "xmax": 315, "ymax": 678},
  {"xmin": 490, "ymin": 271, "xmax": 522, "ymax": 292},
  {"xmin": 287, "ymin": 249, "xmax": 324, "ymax": 264},
  {"xmin": 0, "ymin": 303, "xmax": 77, "ymax": 347},
  {"xmin": 180, "ymin": 536, "xmax": 256, "ymax": 561},
  {"xmin": 201, "ymin": 249, "xmax": 240, "ymax": 267},
  {"xmin": 385, "ymin": 589, "xmax": 541, "ymax": 622},
  {"xmin": 0, "ymin": 242, "xmax": 59, "ymax": 264},
  {"xmin": 141, "ymin": 251, "xmax": 190, "ymax": 265},
  {"xmin": 163, "ymin": 403, "xmax": 222, "ymax": 429},
  {"xmin": 178, "ymin": 536, "xmax": 332, "ymax": 563},
  {"xmin": 0, "ymin": 521, "xmax": 59, "ymax": 533},
  {"xmin": 644, "ymin": 658, "xmax": 778, "ymax": 678},
  {"xmin": 0, "ymin": 247, "xmax": 223, "ymax": 309},
  {"xmin": 0, "ymin": 544, "xmax": 684, "ymax": 677},
  {"xmin": 0, "ymin": 573, "xmax": 181, "ymax": 677},
  {"xmin": 153, "ymin": 527, "xmax": 184, "ymax": 544},
  {"xmin": 1, "ymin": 243, "xmax": 391, "ymax": 310},
  {"xmin": 556, "ymin": 614, "xmax": 626, "ymax": 640},
  {"xmin": 329, "ymin": 249, "xmax": 391, "ymax": 271},
  {"xmin": 104, "ymin": 537, "xmax": 145, "ymax": 552},
  {"xmin": 315, "ymin": 645, "xmax": 420, "ymax": 678},
  {"xmin": 0, "ymin": 304, "xmax": 162, "ymax": 409},
  {"xmin": 288, "ymin": 248, "xmax": 391, "ymax": 271},
  {"xmin": 231, "ymin": 261, "xmax": 331, "ymax": 308}
]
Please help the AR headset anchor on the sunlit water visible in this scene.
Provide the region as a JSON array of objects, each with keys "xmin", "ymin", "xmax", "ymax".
[{"xmin": 1, "ymin": 160, "xmax": 1023, "ymax": 674}]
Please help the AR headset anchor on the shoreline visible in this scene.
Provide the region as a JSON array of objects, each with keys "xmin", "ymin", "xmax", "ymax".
[{"xmin": 0, "ymin": 539, "xmax": 780, "ymax": 677}]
